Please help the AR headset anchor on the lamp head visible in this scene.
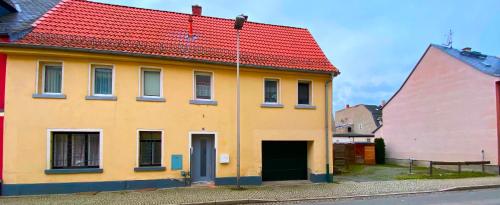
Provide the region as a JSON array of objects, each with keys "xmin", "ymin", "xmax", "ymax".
[{"xmin": 234, "ymin": 14, "xmax": 248, "ymax": 30}]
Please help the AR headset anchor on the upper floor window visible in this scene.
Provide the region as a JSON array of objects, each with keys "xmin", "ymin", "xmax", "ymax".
[
  {"xmin": 91, "ymin": 64, "xmax": 114, "ymax": 96},
  {"xmin": 37, "ymin": 62, "xmax": 63, "ymax": 95},
  {"xmin": 298, "ymin": 81, "xmax": 312, "ymax": 105},
  {"xmin": 51, "ymin": 132, "xmax": 100, "ymax": 169},
  {"xmin": 141, "ymin": 68, "xmax": 162, "ymax": 97},
  {"xmin": 264, "ymin": 79, "xmax": 279, "ymax": 103},
  {"xmin": 194, "ymin": 71, "xmax": 213, "ymax": 100}
]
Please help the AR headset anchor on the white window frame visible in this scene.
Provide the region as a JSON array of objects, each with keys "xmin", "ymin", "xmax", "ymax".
[
  {"xmin": 36, "ymin": 60, "xmax": 64, "ymax": 95},
  {"xmin": 46, "ymin": 128, "xmax": 104, "ymax": 170},
  {"xmin": 139, "ymin": 67, "xmax": 163, "ymax": 98},
  {"xmin": 193, "ymin": 70, "xmax": 215, "ymax": 101},
  {"xmin": 297, "ymin": 79, "xmax": 313, "ymax": 105},
  {"xmin": 136, "ymin": 129, "xmax": 165, "ymax": 168},
  {"xmin": 263, "ymin": 78, "xmax": 281, "ymax": 104},
  {"xmin": 89, "ymin": 63, "xmax": 115, "ymax": 97}
]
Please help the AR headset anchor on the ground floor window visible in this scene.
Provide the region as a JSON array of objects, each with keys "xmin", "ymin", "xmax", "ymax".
[
  {"xmin": 139, "ymin": 131, "xmax": 162, "ymax": 167},
  {"xmin": 51, "ymin": 132, "xmax": 100, "ymax": 169}
]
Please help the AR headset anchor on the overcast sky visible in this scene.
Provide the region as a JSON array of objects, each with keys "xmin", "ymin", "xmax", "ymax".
[{"xmin": 95, "ymin": 0, "xmax": 500, "ymax": 111}]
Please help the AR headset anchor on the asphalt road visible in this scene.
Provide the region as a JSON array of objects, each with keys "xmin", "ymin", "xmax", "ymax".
[{"xmin": 280, "ymin": 188, "xmax": 500, "ymax": 205}]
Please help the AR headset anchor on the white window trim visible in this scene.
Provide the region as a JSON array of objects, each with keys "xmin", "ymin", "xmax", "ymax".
[
  {"xmin": 136, "ymin": 129, "xmax": 165, "ymax": 168},
  {"xmin": 193, "ymin": 70, "xmax": 215, "ymax": 101},
  {"xmin": 89, "ymin": 63, "xmax": 115, "ymax": 97},
  {"xmin": 46, "ymin": 128, "xmax": 104, "ymax": 170},
  {"xmin": 138, "ymin": 66, "xmax": 164, "ymax": 98},
  {"xmin": 188, "ymin": 131, "xmax": 218, "ymax": 167},
  {"xmin": 263, "ymin": 78, "xmax": 281, "ymax": 104},
  {"xmin": 297, "ymin": 79, "xmax": 314, "ymax": 105},
  {"xmin": 36, "ymin": 60, "xmax": 64, "ymax": 95}
]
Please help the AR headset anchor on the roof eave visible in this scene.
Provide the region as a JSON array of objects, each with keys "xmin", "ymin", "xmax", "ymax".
[{"xmin": 0, "ymin": 43, "xmax": 336, "ymax": 74}]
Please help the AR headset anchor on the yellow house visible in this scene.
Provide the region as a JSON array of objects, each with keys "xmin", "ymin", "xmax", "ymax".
[{"xmin": 0, "ymin": 1, "xmax": 339, "ymax": 195}]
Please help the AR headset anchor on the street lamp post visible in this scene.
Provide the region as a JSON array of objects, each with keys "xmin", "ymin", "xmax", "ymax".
[{"xmin": 234, "ymin": 14, "xmax": 247, "ymax": 189}]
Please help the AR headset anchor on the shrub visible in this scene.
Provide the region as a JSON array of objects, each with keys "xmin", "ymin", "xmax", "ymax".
[{"xmin": 375, "ymin": 138, "xmax": 386, "ymax": 164}]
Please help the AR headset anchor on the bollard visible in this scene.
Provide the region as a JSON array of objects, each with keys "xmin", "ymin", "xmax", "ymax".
[
  {"xmin": 409, "ymin": 159, "xmax": 413, "ymax": 174},
  {"xmin": 429, "ymin": 161, "xmax": 433, "ymax": 176}
]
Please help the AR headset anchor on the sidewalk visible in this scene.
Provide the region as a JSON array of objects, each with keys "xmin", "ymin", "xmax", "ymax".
[{"xmin": 1, "ymin": 177, "xmax": 500, "ymax": 205}]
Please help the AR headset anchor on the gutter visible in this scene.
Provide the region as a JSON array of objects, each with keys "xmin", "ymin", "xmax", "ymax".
[{"xmin": 0, "ymin": 43, "xmax": 339, "ymax": 75}]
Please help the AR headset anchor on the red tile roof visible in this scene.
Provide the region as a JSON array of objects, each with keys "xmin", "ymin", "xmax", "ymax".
[{"xmin": 16, "ymin": 0, "xmax": 338, "ymax": 73}]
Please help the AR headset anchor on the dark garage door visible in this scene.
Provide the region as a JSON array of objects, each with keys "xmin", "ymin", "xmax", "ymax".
[{"xmin": 262, "ymin": 141, "xmax": 308, "ymax": 181}]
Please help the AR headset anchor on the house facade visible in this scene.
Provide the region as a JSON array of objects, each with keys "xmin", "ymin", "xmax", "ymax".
[
  {"xmin": 335, "ymin": 104, "xmax": 382, "ymax": 135},
  {"xmin": 0, "ymin": 0, "xmax": 60, "ymax": 185},
  {"xmin": 379, "ymin": 44, "xmax": 500, "ymax": 173},
  {"xmin": 333, "ymin": 104, "xmax": 380, "ymax": 165},
  {"xmin": 0, "ymin": 0, "xmax": 338, "ymax": 195}
]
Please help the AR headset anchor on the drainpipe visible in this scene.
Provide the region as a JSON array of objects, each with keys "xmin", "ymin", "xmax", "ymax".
[{"xmin": 325, "ymin": 75, "xmax": 333, "ymax": 183}]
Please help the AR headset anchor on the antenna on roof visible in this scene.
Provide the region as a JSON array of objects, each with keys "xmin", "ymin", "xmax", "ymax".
[{"xmin": 442, "ymin": 29, "xmax": 453, "ymax": 48}]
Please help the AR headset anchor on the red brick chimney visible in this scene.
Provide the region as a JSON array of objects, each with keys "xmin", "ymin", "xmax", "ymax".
[{"xmin": 192, "ymin": 5, "xmax": 202, "ymax": 16}]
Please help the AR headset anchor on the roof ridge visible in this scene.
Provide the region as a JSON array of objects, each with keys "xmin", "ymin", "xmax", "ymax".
[
  {"xmin": 32, "ymin": 0, "xmax": 67, "ymax": 27},
  {"xmin": 431, "ymin": 44, "xmax": 499, "ymax": 60},
  {"xmin": 82, "ymin": 0, "xmax": 308, "ymax": 30}
]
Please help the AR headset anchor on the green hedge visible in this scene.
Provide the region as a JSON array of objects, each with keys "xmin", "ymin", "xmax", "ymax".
[{"xmin": 375, "ymin": 138, "xmax": 386, "ymax": 164}]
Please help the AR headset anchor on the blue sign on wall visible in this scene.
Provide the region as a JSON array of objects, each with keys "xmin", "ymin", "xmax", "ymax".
[{"xmin": 171, "ymin": 154, "xmax": 183, "ymax": 170}]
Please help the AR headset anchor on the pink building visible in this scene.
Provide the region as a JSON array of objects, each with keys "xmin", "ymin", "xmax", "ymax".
[{"xmin": 376, "ymin": 44, "xmax": 500, "ymax": 173}]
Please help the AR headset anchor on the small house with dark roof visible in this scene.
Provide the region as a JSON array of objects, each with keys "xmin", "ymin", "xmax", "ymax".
[
  {"xmin": 0, "ymin": 0, "xmax": 339, "ymax": 195},
  {"xmin": 333, "ymin": 104, "xmax": 382, "ymax": 166},
  {"xmin": 379, "ymin": 44, "xmax": 500, "ymax": 173}
]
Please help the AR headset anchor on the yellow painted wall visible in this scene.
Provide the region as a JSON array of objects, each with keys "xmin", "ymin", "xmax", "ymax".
[{"xmin": 2, "ymin": 48, "xmax": 333, "ymax": 184}]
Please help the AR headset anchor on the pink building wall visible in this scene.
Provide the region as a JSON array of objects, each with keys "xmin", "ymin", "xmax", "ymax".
[{"xmin": 382, "ymin": 46, "xmax": 500, "ymax": 165}]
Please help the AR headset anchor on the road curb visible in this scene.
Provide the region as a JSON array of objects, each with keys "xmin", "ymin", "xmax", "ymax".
[
  {"xmin": 180, "ymin": 184, "xmax": 500, "ymax": 205},
  {"xmin": 440, "ymin": 184, "xmax": 500, "ymax": 192},
  {"xmin": 179, "ymin": 199, "xmax": 277, "ymax": 205}
]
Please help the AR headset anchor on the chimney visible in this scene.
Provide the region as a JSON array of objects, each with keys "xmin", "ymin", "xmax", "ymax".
[
  {"xmin": 345, "ymin": 104, "xmax": 350, "ymax": 109},
  {"xmin": 192, "ymin": 5, "xmax": 202, "ymax": 16},
  {"xmin": 462, "ymin": 47, "xmax": 472, "ymax": 52}
]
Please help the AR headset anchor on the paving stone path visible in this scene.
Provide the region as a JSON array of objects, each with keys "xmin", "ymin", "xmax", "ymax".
[{"xmin": 1, "ymin": 177, "xmax": 500, "ymax": 205}]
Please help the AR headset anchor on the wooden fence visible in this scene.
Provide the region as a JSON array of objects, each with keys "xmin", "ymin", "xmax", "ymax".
[{"xmin": 429, "ymin": 161, "xmax": 490, "ymax": 176}]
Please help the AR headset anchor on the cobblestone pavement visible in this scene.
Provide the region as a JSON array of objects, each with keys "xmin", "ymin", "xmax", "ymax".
[{"xmin": 1, "ymin": 177, "xmax": 500, "ymax": 205}]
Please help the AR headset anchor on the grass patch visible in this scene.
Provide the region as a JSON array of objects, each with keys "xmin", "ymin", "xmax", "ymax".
[
  {"xmin": 336, "ymin": 164, "xmax": 494, "ymax": 181},
  {"xmin": 342, "ymin": 164, "xmax": 366, "ymax": 175},
  {"xmin": 397, "ymin": 168, "xmax": 494, "ymax": 180}
]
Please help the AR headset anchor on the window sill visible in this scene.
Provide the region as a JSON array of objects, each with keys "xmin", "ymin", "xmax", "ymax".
[
  {"xmin": 261, "ymin": 103, "xmax": 284, "ymax": 108},
  {"xmin": 32, "ymin": 94, "xmax": 66, "ymax": 99},
  {"xmin": 190, "ymin": 99, "xmax": 218, "ymax": 105},
  {"xmin": 295, "ymin": 104, "xmax": 316, "ymax": 109},
  {"xmin": 45, "ymin": 168, "xmax": 103, "ymax": 175},
  {"xmin": 85, "ymin": 96, "xmax": 117, "ymax": 101},
  {"xmin": 136, "ymin": 97, "xmax": 166, "ymax": 102},
  {"xmin": 134, "ymin": 166, "xmax": 166, "ymax": 172}
]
